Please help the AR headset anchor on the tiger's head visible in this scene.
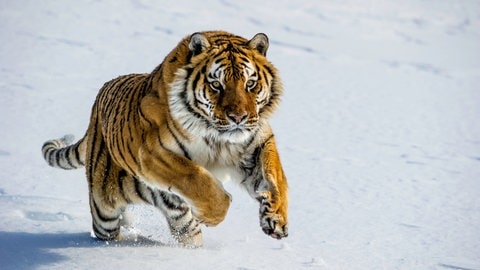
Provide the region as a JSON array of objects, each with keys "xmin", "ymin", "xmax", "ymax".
[{"xmin": 169, "ymin": 31, "xmax": 283, "ymax": 143}]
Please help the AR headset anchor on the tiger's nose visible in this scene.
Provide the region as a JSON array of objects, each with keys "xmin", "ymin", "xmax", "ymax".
[{"xmin": 228, "ymin": 112, "xmax": 248, "ymax": 124}]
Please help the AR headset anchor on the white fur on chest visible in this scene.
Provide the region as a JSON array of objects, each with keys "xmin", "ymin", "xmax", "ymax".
[{"xmin": 186, "ymin": 138, "xmax": 245, "ymax": 183}]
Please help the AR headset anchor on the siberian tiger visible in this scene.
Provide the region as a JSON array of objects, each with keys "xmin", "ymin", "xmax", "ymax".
[{"xmin": 42, "ymin": 31, "xmax": 288, "ymax": 247}]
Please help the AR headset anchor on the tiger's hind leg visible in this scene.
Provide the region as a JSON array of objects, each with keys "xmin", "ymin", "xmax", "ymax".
[
  {"xmin": 154, "ymin": 190, "xmax": 203, "ymax": 247},
  {"xmin": 146, "ymin": 190, "xmax": 202, "ymax": 247},
  {"xmin": 89, "ymin": 196, "xmax": 126, "ymax": 241},
  {"xmin": 125, "ymin": 178, "xmax": 203, "ymax": 247},
  {"xmin": 86, "ymin": 133, "xmax": 128, "ymax": 241}
]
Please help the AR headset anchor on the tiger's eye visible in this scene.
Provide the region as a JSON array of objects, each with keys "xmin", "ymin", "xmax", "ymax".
[
  {"xmin": 210, "ymin": 81, "xmax": 222, "ymax": 90},
  {"xmin": 246, "ymin": 79, "xmax": 256, "ymax": 89}
]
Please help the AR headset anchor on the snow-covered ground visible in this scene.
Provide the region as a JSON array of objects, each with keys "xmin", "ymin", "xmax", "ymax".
[{"xmin": 1, "ymin": 1, "xmax": 479, "ymax": 269}]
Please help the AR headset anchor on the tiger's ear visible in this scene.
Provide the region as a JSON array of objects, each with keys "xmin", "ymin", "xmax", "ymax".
[
  {"xmin": 189, "ymin": 33, "xmax": 210, "ymax": 56},
  {"xmin": 248, "ymin": 33, "xmax": 269, "ymax": 56}
]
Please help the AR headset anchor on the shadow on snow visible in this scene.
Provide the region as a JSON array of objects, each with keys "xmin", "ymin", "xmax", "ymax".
[{"xmin": 0, "ymin": 231, "xmax": 162, "ymax": 270}]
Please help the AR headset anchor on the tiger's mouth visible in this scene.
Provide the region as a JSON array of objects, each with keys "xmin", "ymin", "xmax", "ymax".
[
  {"xmin": 211, "ymin": 117, "xmax": 258, "ymax": 137},
  {"xmin": 215, "ymin": 123, "xmax": 248, "ymax": 133},
  {"xmin": 214, "ymin": 117, "xmax": 256, "ymax": 130},
  {"xmin": 215, "ymin": 125, "xmax": 255, "ymax": 143}
]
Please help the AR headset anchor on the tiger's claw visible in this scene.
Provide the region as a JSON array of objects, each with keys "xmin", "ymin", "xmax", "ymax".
[{"xmin": 260, "ymin": 213, "xmax": 288, "ymax": 239}]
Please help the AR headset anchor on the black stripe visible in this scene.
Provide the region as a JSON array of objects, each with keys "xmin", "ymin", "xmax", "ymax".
[
  {"xmin": 244, "ymin": 130, "xmax": 257, "ymax": 150},
  {"xmin": 262, "ymin": 134, "xmax": 274, "ymax": 148},
  {"xmin": 74, "ymin": 141, "xmax": 83, "ymax": 165},
  {"xmin": 170, "ymin": 210, "xmax": 188, "ymax": 221},
  {"xmin": 134, "ymin": 178, "xmax": 150, "ymax": 203},
  {"xmin": 43, "ymin": 148, "xmax": 52, "ymax": 162},
  {"xmin": 42, "ymin": 141, "xmax": 56, "ymax": 148},
  {"xmin": 142, "ymin": 76, "xmax": 153, "ymax": 96},
  {"xmin": 106, "ymin": 77, "xmax": 135, "ymax": 119},
  {"xmin": 92, "ymin": 222, "xmax": 107, "ymax": 239},
  {"xmin": 166, "ymin": 120, "xmax": 191, "ymax": 160},
  {"xmin": 186, "ymin": 50, "xmax": 194, "ymax": 63},
  {"xmin": 118, "ymin": 170, "xmax": 132, "ymax": 203},
  {"xmin": 125, "ymin": 144, "xmax": 137, "ymax": 171},
  {"xmin": 92, "ymin": 220, "xmax": 119, "ymax": 239},
  {"xmin": 151, "ymin": 63, "xmax": 163, "ymax": 76},
  {"xmin": 253, "ymin": 177, "xmax": 263, "ymax": 195},
  {"xmin": 126, "ymin": 100, "xmax": 136, "ymax": 141},
  {"xmin": 200, "ymin": 87, "xmax": 210, "ymax": 103},
  {"xmin": 101, "ymin": 153, "xmax": 112, "ymax": 202},
  {"xmin": 64, "ymin": 146, "xmax": 75, "ymax": 168},
  {"xmin": 211, "ymin": 33, "xmax": 243, "ymax": 41},
  {"xmin": 184, "ymin": 67, "xmax": 195, "ymax": 78},
  {"xmin": 169, "ymin": 56, "xmax": 177, "ymax": 63},
  {"xmin": 263, "ymin": 65, "xmax": 274, "ymax": 78},
  {"xmin": 87, "ymin": 130, "xmax": 96, "ymax": 191},
  {"xmin": 92, "ymin": 225, "xmax": 118, "ymax": 239},
  {"xmin": 136, "ymin": 182, "xmax": 154, "ymax": 204},
  {"xmin": 138, "ymin": 106, "xmax": 153, "ymax": 127},
  {"xmin": 191, "ymin": 227, "xmax": 202, "ymax": 237},
  {"xmin": 116, "ymin": 118, "xmax": 128, "ymax": 161},
  {"xmin": 191, "ymin": 70, "xmax": 201, "ymax": 92},
  {"xmin": 88, "ymin": 132, "xmax": 104, "ymax": 193},
  {"xmin": 151, "ymin": 189, "xmax": 163, "ymax": 207},
  {"xmin": 160, "ymin": 192, "xmax": 180, "ymax": 210},
  {"xmin": 155, "ymin": 136, "xmax": 175, "ymax": 172},
  {"xmin": 103, "ymin": 76, "xmax": 134, "ymax": 119},
  {"xmin": 102, "ymin": 78, "xmax": 126, "ymax": 114},
  {"xmin": 216, "ymin": 87, "xmax": 226, "ymax": 110},
  {"xmin": 43, "ymin": 145, "xmax": 53, "ymax": 160},
  {"xmin": 42, "ymin": 142, "xmax": 56, "ymax": 159},
  {"xmin": 115, "ymin": 119, "xmax": 136, "ymax": 175},
  {"xmin": 54, "ymin": 148, "xmax": 62, "ymax": 168},
  {"xmin": 193, "ymin": 88, "xmax": 211, "ymax": 110},
  {"xmin": 168, "ymin": 115, "xmax": 189, "ymax": 140},
  {"xmin": 93, "ymin": 199, "xmax": 118, "ymax": 222},
  {"xmin": 148, "ymin": 187, "xmax": 158, "ymax": 205},
  {"xmin": 117, "ymin": 170, "xmax": 125, "ymax": 197},
  {"xmin": 214, "ymin": 57, "xmax": 226, "ymax": 64},
  {"xmin": 261, "ymin": 70, "xmax": 269, "ymax": 86},
  {"xmin": 239, "ymin": 56, "xmax": 250, "ymax": 63}
]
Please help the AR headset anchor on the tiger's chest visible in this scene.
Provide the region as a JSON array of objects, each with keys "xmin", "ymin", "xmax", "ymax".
[{"xmin": 185, "ymin": 138, "xmax": 250, "ymax": 183}]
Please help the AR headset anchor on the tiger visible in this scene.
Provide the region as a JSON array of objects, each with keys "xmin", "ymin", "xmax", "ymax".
[{"xmin": 42, "ymin": 30, "xmax": 288, "ymax": 247}]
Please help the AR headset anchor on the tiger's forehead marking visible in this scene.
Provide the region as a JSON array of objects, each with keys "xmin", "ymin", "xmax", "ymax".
[
  {"xmin": 207, "ymin": 61, "xmax": 224, "ymax": 81},
  {"xmin": 207, "ymin": 57, "xmax": 256, "ymax": 82},
  {"xmin": 244, "ymin": 61, "xmax": 256, "ymax": 77}
]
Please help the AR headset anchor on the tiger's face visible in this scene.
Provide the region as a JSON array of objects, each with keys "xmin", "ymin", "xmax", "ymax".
[
  {"xmin": 169, "ymin": 33, "xmax": 282, "ymax": 143},
  {"xmin": 204, "ymin": 56, "xmax": 263, "ymax": 138}
]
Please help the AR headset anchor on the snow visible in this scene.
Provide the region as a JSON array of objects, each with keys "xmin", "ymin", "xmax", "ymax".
[{"xmin": 1, "ymin": 0, "xmax": 479, "ymax": 269}]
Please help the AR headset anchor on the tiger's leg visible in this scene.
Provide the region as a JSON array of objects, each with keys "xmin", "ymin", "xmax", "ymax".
[
  {"xmin": 155, "ymin": 191, "xmax": 203, "ymax": 247},
  {"xmin": 122, "ymin": 177, "xmax": 203, "ymax": 247},
  {"xmin": 86, "ymin": 132, "xmax": 127, "ymax": 241},
  {"xmin": 242, "ymin": 136, "xmax": 288, "ymax": 239},
  {"xmin": 138, "ymin": 130, "xmax": 231, "ymax": 227},
  {"xmin": 89, "ymin": 195, "xmax": 126, "ymax": 241}
]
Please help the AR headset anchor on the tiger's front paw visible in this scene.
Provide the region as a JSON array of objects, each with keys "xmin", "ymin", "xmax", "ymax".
[
  {"xmin": 260, "ymin": 211, "xmax": 288, "ymax": 239},
  {"xmin": 258, "ymin": 192, "xmax": 288, "ymax": 239},
  {"xmin": 193, "ymin": 189, "xmax": 231, "ymax": 227}
]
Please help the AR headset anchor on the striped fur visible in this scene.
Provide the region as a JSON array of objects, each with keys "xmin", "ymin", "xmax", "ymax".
[
  {"xmin": 41, "ymin": 31, "xmax": 288, "ymax": 247},
  {"xmin": 42, "ymin": 135, "xmax": 85, "ymax": 169}
]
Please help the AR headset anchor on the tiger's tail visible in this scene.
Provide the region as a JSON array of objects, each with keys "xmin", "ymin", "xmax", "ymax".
[{"xmin": 42, "ymin": 134, "xmax": 86, "ymax": 170}]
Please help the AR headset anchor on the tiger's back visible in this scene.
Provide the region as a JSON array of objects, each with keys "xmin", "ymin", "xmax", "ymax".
[
  {"xmin": 91, "ymin": 73, "xmax": 149, "ymax": 175},
  {"xmin": 42, "ymin": 31, "xmax": 288, "ymax": 247}
]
